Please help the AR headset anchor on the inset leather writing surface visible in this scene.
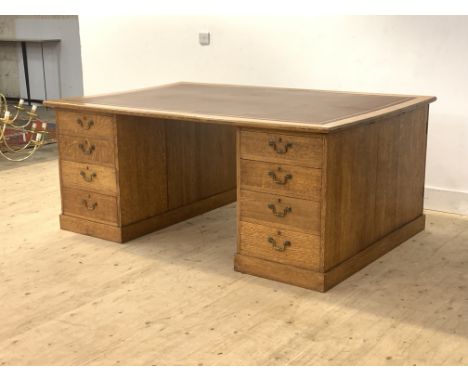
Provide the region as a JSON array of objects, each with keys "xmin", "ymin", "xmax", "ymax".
[{"xmin": 46, "ymin": 83, "xmax": 435, "ymax": 130}]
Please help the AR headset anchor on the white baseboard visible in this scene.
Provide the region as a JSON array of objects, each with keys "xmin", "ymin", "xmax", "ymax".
[{"xmin": 424, "ymin": 187, "xmax": 468, "ymax": 216}]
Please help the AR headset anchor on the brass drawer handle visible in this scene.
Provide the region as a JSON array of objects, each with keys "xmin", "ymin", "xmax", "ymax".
[
  {"xmin": 268, "ymin": 167, "xmax": 292, "ymax": 185},
  {"xmin": 78, "ymin": 140, "xmax": 96, "ymax": 155},
  {"xmin": 81, "ymin": 199, "xmax": 98, "ymax": 211},
  {"xmin": 268, "ymin": 199, "xmax": 292, "ymax": 218},
  {"xmin": 80, "ymin": 169, "xmax": 97, "ymax": 182},
  {"xmin": 269, "ymin": 138, "xmax": 292, "ymax": 154},
  {"xmin": 76, "ymin": 118, "xmax": 95, "ymax": 130},
  {"xmin": 267, "ymin": 236, "xmax": 291, "ymax": 252}
]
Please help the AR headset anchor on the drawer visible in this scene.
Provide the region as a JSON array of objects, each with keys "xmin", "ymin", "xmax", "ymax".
[
  {"xmin": 240, "ymin": 130, "xmax": 323, "ymax": 168},
  {"xmin": 240, "ymin": 159, "xmax": 321, "ymax": 200},
  {"xmin": 58, "ymin": 134, "xmax": 115, "ymax": 166},
  {"xmin": 240, "ymin": 189, "xmax": 321, "ymax": 235},
  {"xmin": 60, "ymin": 160, "xmax": 118, "ymax": 195},
  {"xmin": 239, "ymin": 221, "xmax": 321, "ymax": 270},
  {"xmin": 57, "ymin": 110, "xmax": 114, "ymax": 138},
  {"xmin": 62, "ymin": 187, "xmax": 119, "ymax": 225}
]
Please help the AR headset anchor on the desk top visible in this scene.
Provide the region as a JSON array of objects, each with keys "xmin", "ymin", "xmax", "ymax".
[{"xmin": 44, "ymin": 82, "xmax": 436, "ymax": 133}]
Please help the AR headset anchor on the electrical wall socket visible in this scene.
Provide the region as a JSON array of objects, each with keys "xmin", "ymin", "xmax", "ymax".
[{"xmin": 199, "ymin": 32, "xmax": 210, "ymax": 46}]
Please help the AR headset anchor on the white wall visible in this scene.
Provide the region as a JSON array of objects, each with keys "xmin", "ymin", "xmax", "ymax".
[{"xmin": 78, "ymin": 15, "xmax": 468, "ymax": 214}]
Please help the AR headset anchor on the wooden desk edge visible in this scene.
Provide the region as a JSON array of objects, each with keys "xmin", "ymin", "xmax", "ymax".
[
  {"xmin": 322, "ymin": 95, "xmax": 436, "ymax": 130},
  {"xmin": 43, "ymin": 95, "xmax": 436, "ymax": 134}
]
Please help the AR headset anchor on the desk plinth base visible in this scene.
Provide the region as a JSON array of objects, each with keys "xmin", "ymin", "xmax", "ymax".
[
  {"xmin": 234, "ymin": 215, "xmax": 425, "ymax": 292},
  {"xmin": 60, "ymin": 189, "xmax": 236, "ymax": 243}
]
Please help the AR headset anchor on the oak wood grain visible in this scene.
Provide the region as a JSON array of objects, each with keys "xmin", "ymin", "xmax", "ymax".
[
  {"xmin": 373, "ymin": 106, "xmax": 429, "ymax": 238},
  {"xmin": 59, "ymin": 189, "xmax": 236, "ymax": 243},
  {"xmin": 324, "ymin": 215, "xmax": 426, "ymax": 290},
  {"xmin": 239, "ymin": 221, "xmax": 321, "ymax": 270},
  {"xmin": 115, "ymin": 115, "xmax": 168, "ymax": 226},
  {"xmin": 240, "ymin": 130, "xmax": 323, "ymax": 168},
  {"xmin": 239, "ymin": 189, "xmax": 321, "ymax": 235},
  {"xmin": 234, "ymin": 254, "xmax": 325, "ymax": 291},
  {"xmin": 58, "ymin": 134, "xmax": 115, "ymax": 167},
  {"xmin": 322, "ymin": 122, "xmax": 379, "ymax": 270},
  {"xmin": 240, "ymin": 159, "xmax": 322, "ymax": 200},
  {"xmin": 323, "ymin": 106, "xmax": 430, "ymax": 271},
  {"xmin": 121, "ymin": 189, "xmax": 236, "ymax": 242},
  {"xmin": 60, "ymin": 160, "xmax": 118, "ymax": 195},
  {"xmin": 60, "ymin": 214, "xmax": 123, "ymax": 242},
  {"xmin": 61, "ymin": 187, "xmax": 119, "ymax": 225},
  {"xmin": 165, "ymin": 120, "xmax": 236, "ymax": 209},
  {"xmin": 56, "ymin": 110, "xmax": 115, "ymax": 139}
]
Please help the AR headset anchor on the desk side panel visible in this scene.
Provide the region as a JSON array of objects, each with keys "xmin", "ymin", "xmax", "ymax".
[
  {"xmin": 116, "ymin": 115, "xmax": 168, "ymax": 226},
  {"xmin": 373, "ymin": 106, "xmax": 429, "ymax": 238},
  {"xmin": 323, "ymin": 106, "xmax": 429, "ymax": 271},
  {"xmin": 322, "ymin": 122, "xmax": 379, "ymax": 270}
]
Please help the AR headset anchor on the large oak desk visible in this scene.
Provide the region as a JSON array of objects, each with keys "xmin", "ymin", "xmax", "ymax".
[{"xmin": 44, "ymin": 83, "xmax": 436, "ymax": 291}]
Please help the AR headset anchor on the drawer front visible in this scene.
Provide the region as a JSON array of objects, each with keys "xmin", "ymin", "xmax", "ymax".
[
  {"xmin": 240, "ymin": 130, "xmax": 323, "ymax": 167},
  {"xmin": 240, "ymin": 159, "xmax": 321, "ymax": 200},
  {"xmin": 60, "ymin": 160, "xmax": 118, "ymax": 195},
  {"xmin": 57, "ymin": 110, "xmax": 114, "ymax": 138},
  {"xmin": 62, "ymin": 187, "xmax": 119, "ymax": 225},
  {"xmin": 239, "ymin": 221, "xmax": 320, "ymax": 270},
  {"xmin": 240, "ymin": 189, "xmax": 321, "ymax": 235},
  {"xmin": 58, "ymin": 135, "xmax": 115, "ymax": 166}
]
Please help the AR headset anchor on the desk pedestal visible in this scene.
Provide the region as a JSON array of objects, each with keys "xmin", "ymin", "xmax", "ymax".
[
  {"xmin": 235, "ymin": 106, "xmax": 429, "ymax": 291},
  {"xmin": 56, "ymin": 110, "xmax": 236, "ymax": 243}
]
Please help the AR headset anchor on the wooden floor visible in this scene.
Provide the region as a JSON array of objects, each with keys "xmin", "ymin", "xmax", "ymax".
[{"xmin": 1, "ymin": 144, "xmax": 468, "ymax": 366}]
